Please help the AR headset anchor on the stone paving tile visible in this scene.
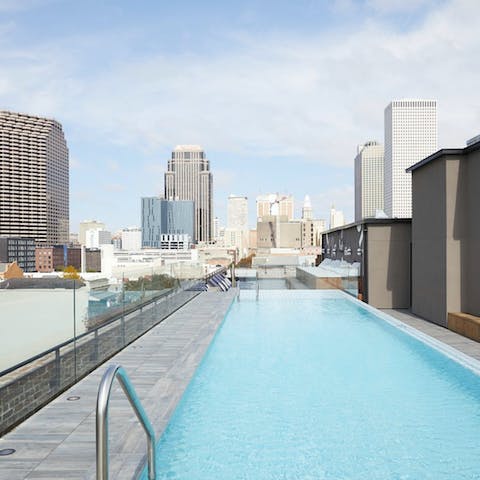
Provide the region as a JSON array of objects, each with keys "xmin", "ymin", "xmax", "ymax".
[
  {"xmin": 383, "ymin": 308, "xmax": 480, "ymax": 359},
  {"xmin": 0, "ymin": 291, "xmax": 235, "ymax": 480}
]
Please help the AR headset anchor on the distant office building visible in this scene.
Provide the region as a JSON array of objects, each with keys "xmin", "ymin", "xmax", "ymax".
[
  {"xmin": 67, "ymin": 247, "xmax": 81, "ymax": 270},
  {"xmin": 69, "ymin": 233, "xmax": 79, "ymax": 245},
  {"xmin": 249, "ymin": 229, "xmax": 257, "ymax": 252},
  {"xmin": 384, "ymin": 99, "xmax": 437, "ymax": 218},
  {"xmin": 121, "ymin": 227, "xmax": 142, "ymax": 251},
  {"xmin": 300, "ymin": 196, "xmax": 325, "ymax": 251},
  {"xmin": 257, "ymin": 215, "xmax": 302, "ymax": 250},
  {"xmin": 160, "ymin": 234, "xmax": 190, "ymax": 250},
  {"xmin": 0, "ymin": 237, "xmax": 36, "ymax": 272},
  {"xmin": 302, "ymin": 195, "xmax": 313, "ymax": 221},
  {"xmin": 227, "ymin": 195, "xmax": 248, "ymax": 230},
  {"xmin": 213, "ymin": 217, "xmax": 220, "ymax": 241},
  {"xmin": 85, "ymin": 248, "xmax": 101, "ymax": 272},
  {"xmin": 79, "ymin": 220, "xmax": 105, "ymax": 245},
  {"xmin": 35, "ymin": 245, "xmax": 81, "ymax": 272},
  {"xmin": 256, "ymin": 194, "xmax": 294, "ymax": 220},
  {"xmin": 85, "ymin": 229, "xmax": 111, "ymax": 249},
  {"xmin": 222, "ymin": 228, "xmax": 250, "ymax": 259},
  {"xmin": 164, "ymin": 145, "xmax": 213, "ymax": 242},
  {"xmin": 141, "ymin": 197, "xmax": 194, "ymax": 248},
  {"xmin": 355, "ymin": 141, "xmax": 384, "ymax": 221},
  {"xmin": 301, "ymin": 220, "xmax": 326, "ymax": 249},
  {"xmin": 112, "ymin": 235, "xmax": 122, "ymax": 250},
  {"xmin": 0, "ymin": 111, "xmax": 69, "ymax": 244},
  {"xmin": 330, "ymin": 206, "xmax": 345, "ymax": 229}
]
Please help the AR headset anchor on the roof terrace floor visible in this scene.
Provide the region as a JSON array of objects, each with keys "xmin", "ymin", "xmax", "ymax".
[
  {"xmin": 2, "ymin": 292, "xmax": 480, "ymax": 479},
  {"xmin": 0, "ymin": 290, "xmax": 236, "ymax": 480}
]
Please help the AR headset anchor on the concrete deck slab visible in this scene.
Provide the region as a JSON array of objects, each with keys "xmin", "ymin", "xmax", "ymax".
[
  {"xmin": 383, "ymin": 308, "xmax": 480, "ymax": 360},
  {"xmin": 0, "ymin": 291, "xmax": 235, "ymax": 480}
]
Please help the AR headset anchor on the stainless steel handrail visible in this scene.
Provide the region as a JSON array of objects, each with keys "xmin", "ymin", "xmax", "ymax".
[
  {"xmin": 96, "ymin": 364, "xmax": 157, "ymax": 480},
  {"xmin": 256, "ymin": 271, "xmax": 259, "ymax": 301}
]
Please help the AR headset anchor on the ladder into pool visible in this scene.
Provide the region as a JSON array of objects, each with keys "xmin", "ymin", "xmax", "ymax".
[{"xmin": 96, "ymin": 364, "xmax": 157, "ymax": 480}]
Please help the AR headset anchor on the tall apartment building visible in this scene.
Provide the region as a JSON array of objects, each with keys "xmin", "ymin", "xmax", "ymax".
[
  {"xmin": 256, "ymin": 194, "xmax": 294, "ymax": 220},
  {"xmin": 164, "ymin": 145, "xmax": 213, "ymax": 243},
  {"xmin": 227, "ymin": 195, "xmax": 248, "ymax": 230},
  {"xmin": 141, "ymin": 197, "xmax": 195, "ymax": 248},
  {"xmin": 384, "ymin": 100, "xmax": 437, "ymax": 218},
  {"xmin": 355, "ymin": 141, "xmax": 385, "ymax": 221},
  {"xmin": 0, "ymin": 111, "xmax": 69, "ymax": 244}
]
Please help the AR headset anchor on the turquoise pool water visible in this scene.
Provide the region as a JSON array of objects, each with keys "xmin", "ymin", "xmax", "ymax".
[{"xmin": 149, "ymin": 291, "xmax": 480, "ymax": 479}]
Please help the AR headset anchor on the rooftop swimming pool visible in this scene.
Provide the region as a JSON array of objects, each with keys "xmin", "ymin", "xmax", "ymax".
[{"xmin": 145, "ymin": 290, "xmax": 480, "ymax": 479}]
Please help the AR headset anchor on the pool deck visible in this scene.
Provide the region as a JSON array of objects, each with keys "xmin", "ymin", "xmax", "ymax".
[
  {"xmin": 0, "ymin": 290, "xmax": 236, "ymax": 480},
  {"xmin": 383, "ymin": 308, "xmax": 480, "ymax": 362},
  {"xmin": 2, "ymin": 290, "xmax": 480, "ymax": 480}
]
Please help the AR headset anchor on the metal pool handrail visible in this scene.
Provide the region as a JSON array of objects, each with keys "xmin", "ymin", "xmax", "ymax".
[
  {"xmin": 96, "ymin": 364, "xmax": 157, "ymax": 480},
  {"xmin": 256, "ymin": 270, "xmax": 259, "ymax": 301}
]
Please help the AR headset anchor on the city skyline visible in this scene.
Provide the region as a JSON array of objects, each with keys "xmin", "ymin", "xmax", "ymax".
[{"xmin": 0, "ymin": 0, "xmax": 478, "ymax": 230}]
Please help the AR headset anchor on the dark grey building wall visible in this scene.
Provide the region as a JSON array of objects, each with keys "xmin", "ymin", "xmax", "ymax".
[
  {"xmin": 321, "ymin": 220, "xmax": 411, "ymax": 308},
  {"xmin": 411, "ymin": 159, "xmax": 448, "ymax": 325},
  {"xmin": 367, "ymin": 224, "xmax": 411, "ymax": 309},
  {"xmin": 411, "ymin": 146, "xmax": 480, "ymax": 326},
  {"xmin": 464, "ymin": 149, "xmax": 480, "ymax": 316}
]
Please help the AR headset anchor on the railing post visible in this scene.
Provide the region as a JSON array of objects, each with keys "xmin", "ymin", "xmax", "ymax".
[
  {"xmin": 50, "ymin": 348, "xmax": 61, "ymax": 390},
  {"xmin": 94, "ymin": 329, "xmax": 99, "ymax": 362}
]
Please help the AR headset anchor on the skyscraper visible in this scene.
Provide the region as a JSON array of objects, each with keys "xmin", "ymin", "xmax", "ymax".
[
  {"xmin": 384, "ymin": 100, "xmax": 437, "ymax": 218},
  {"xmin": 141, "ymin": 197, "xmax": 195, "ymax": 248},
  {"xmin": 164, "ymin": 145, "xmax": 213, "ymax": 243},
  {"xmin": 355, "ymin": 141, "xmax": 384, "ymax": 221},
  {"xmin": 0, "ymin": 111, "xmax": 69, "ymax": 244},
  {"xmin": 227, "ymin": 195, "xmax": 248, "ymax": 230}
]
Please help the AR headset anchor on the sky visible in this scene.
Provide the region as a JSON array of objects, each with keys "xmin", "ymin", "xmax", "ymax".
[{"xmin": 0, "ymin": 0, "xmax": 479, "ymax": 232}]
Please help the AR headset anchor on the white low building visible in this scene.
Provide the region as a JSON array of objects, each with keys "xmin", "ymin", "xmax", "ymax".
[
  {"xmin": 121, "ymin": 227, "xmax": 142, "ymax": 251},
  {"xmin": 100, "ymin": 245, "xmax": 201, "ymax": 280},
  {"xmin": 85, "ymin": 228, "xmax": 112, "ymax": 249}
]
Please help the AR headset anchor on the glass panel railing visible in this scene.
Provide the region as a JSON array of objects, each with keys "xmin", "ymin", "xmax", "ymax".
[{"xmin": 0, "ymin": 269, "xmax": 203, "ymax": 437}]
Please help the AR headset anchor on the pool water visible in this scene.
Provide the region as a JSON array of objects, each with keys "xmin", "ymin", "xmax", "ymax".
[{"xmin": 148, "ymin": 291, "xmax": 480, "ymax": 479}]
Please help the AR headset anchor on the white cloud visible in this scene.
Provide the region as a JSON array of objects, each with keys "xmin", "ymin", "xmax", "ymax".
[
  {"xmin": 0, "ymin": 0, "xmax": 479, "ymax": 172},
  {"xmin": 0, "ymin": 0, "xmax": 52, "ymax": 12},
  {"xmin": 105, "ymin": 183, "xmax": 125, "ymax": 193},
  {"xmin": 106, "ymin": 159, "xmax": 120, "ymax": 172},
  {"xmin": 311, "ymin": 185, "xmax": 355, "ymax": 223},
  {"xmin": 70, "ymin": 156, "xmax": 81, "ymax": 169},
  {"xmin": 365, "ymin": 0, "xmax": 438, "ymax": 14}
]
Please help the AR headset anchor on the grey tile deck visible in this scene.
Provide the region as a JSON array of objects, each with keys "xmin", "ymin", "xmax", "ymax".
[
  {"xmin": 0, "ymin": 291, "xmax": 235, "ymax": 480},
  {"xmin": 3, "ymin": 291, "xmax": 480, "ymax": 480},
  {"xmin": 383, "ymin": 308, "xmax": 480, "ymax": 360}
]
